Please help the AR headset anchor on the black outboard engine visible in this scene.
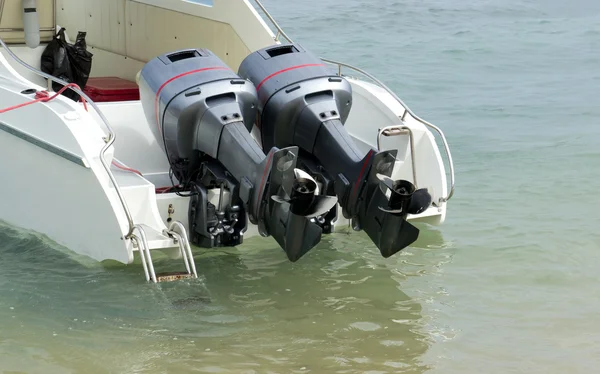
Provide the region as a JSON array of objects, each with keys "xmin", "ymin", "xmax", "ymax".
[
  {"xmin": 238, "ymin": 44, "xmax": 432, "ymax": 258},
  {"xmin": 138, "ymin": 49, "xmax": 337, "ymax": 261}
]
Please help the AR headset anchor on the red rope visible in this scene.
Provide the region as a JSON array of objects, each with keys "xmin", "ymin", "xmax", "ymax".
[
  {"xmin": 0, "ymin": 83, "xmax": 88, "ymax": 114},
  {"xmin": 155, "ymin": 186, "xmax": 173, "ymax": 194},
  {"xmin": 111, "ymin": 160, "xmax": 143, "ymax": 176},
  {"xmin": 1, "ymin": 88, "xmax": 172, "ymax": 193},
  {"xmin": 3, "ymin": 85, "xmax": 163, "ymax": 190},
  {"xmin": 110, "ymin": 162, "xmax": 173, "ymax": 194},
  {"xmin": 111, "ymin": 161, "xmax": 175, "ymax": 194},
  {"xmin": 112, "ymin": 162, "xmax": 174, "ymax": 194}
]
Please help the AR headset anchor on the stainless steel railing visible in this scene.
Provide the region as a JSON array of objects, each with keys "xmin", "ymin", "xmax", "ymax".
[
  {"xmin": 252, "ymin": 0, "xmax": 455, "ymax": 202},
  {"xmin": 0, "ymin": 37, "xmax": 137, "ymax": 237},
  {"xmin": 377, "ymin": 125, "xmax": 418, "ymax": 188},
  {"xmin": 251, "ymin": 0, "xmax": 293, "ymax": 43},
  {"xmin": 132, "ymin": 224, "xmax": 156, "ymax": 282}
]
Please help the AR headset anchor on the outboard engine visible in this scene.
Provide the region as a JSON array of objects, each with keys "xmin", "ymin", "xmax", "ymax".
[
  {"xmin": 238, "ymin": 44, "xmax": 432, "ymax": 258},
  {"xmin": 138, "ymin": 49, "xmax": 337, "ymax": 261}
]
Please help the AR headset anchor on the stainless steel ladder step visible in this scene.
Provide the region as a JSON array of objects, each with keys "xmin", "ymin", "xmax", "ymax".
[{"xmin": 132, "ymin": 222, "xmax": 198, "ymax": 283}]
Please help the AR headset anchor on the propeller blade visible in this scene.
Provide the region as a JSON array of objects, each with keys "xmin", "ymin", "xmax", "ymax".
[
  {"xmin": 303, "ymin": 195, "xmax": 338, "ymax": 218},
  {"xmin": 407, "ymin": 188, "xmax": 432, "ymax": 215},
  {"xmin": 378, "ymin": 206, "xmax": 404, "ymax": 214},
  {"xmin": 294, "ymin": 168, "xmax": 320, "ymax": 195},
  {"xmin": 271, "ymin": 195, "xmax": 289, "ymax": 204},
  {"xmin": 376, "ymin": 173, "xmax": 395, "ymax": 195},
  {"xmin": 379, "ymin": 188, "xmax": 431, "ymax": 215},
  {"xmin": 277, "ymin": 169, "xmax": 337, "ymax": 218},
  {"xmin": 275, "ymin": 150, "xmax": 295, "ymax": 172}
]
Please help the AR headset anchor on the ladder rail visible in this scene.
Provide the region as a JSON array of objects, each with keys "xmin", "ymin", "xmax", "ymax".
[
  {"xmin": 132, "ymin": 225, "xmax": 157, "ymax": 283},
  {"xmin": 133, "ymin": 235, "xmax": 150, "ymax": 282},
  {"xmin": 164, "ymin": 230, "xmax": 192, "ymax": 275},
  {"xmin": 168, "ymin": 221, "xmax": 198, "ymax": 279}
]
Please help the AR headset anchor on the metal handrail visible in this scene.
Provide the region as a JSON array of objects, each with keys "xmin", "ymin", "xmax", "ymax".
[
  {"xmin": 132, "ymin": 225, "xmax": 157, "ymax": 283},
  {"xmin": 169, "ymin": 221, "xmax": 198, "ymax": 278},
  {"xmin": 377, "ymin": 125, "xmax": 417, "ymax": 188},
  {"xmin": 0, "ymin": 37, "xmax": 138, "ymax": 236},
  {"xmin": 166, "ymin": 230, "xmax": 191, "ymax": 274},
  {"xmin": 252, "ymin": 0, "xmax": 293, "ymax": 43},
  {"xmin": 252, "ymin": 0, "xmax": 455, "ymax": 202}
]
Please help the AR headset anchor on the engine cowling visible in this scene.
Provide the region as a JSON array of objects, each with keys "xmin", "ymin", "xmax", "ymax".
[
  {"xmin": 238, "ymin": 44, "xmax": 353, "ymax": 153},
  {"xmin": 139, "ymin": 48, "xmax": 257, "ymax": 182}
]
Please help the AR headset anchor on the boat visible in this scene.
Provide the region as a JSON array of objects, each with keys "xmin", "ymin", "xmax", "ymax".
[{"xmin": 0, "ymin": 0, "xmax": 455, "ymax": 282}]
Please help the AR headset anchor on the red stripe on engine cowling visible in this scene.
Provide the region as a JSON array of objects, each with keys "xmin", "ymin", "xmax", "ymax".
[
  {"xmin": 255, "ymin": 63, "xmax": 326, "ymax": 92},
  {"xmin": 154, "ymin": 67, "xmax": 229, "ymax": 136}
]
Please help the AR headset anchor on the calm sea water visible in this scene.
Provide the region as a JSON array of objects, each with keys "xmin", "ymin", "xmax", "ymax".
[{"xmin": 1, "ymin": 0, "xmax": 599, "ymax": 372}]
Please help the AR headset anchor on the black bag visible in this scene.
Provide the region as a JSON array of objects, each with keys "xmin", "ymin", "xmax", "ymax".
[{"xmin": 41, "ymin": 28, "xmax": 93, "ymax": 101}]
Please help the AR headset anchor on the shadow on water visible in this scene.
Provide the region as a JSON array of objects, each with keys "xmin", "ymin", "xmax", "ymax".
[{"xmin": 0, "ymin": 220, "xmax": 453, "ymax": 373}]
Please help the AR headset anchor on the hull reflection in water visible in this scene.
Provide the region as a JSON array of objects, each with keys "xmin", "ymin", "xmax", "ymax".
[{"xmin": 0, "ymin": 221, "xmax": 451, "ymax": 373}]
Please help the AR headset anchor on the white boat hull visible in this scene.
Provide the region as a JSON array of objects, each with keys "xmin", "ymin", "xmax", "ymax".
[
  {"xmin": 0, "ymin": 0, "xmax": 454, "ymax": 281},
  {"xmin": 0, "ymin": 48, "xmax": 449, "ymax": 268}
]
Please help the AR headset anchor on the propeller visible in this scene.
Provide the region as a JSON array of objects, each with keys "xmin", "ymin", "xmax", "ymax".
[
  {"xmin": 377, "ymin": 174, "xmax": 432, "ymax": 215},
  {"xmin": 272, "ymin": 169, "xmax": 337, "ymax": 218}
]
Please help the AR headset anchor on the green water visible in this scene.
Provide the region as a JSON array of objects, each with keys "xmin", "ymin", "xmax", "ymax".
[{"xmin": 1, "ymin": 0, "xmax": 600, "ymax": 372}]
